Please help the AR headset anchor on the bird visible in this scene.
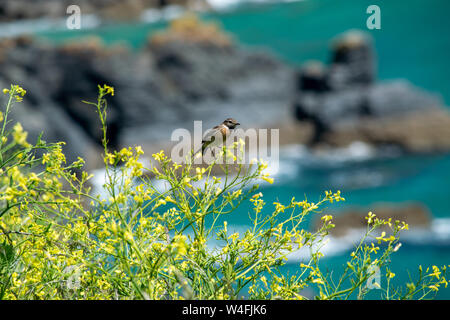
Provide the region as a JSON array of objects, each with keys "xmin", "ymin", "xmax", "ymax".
[{"xmin": 201, "ymin": 118, "xmax": 240, "ymax": 156}]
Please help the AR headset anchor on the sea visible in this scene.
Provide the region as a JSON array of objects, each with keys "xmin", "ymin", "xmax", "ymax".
[{"xmin": 3, "ymin": 0, "xmax": 450, "ymax": 299}]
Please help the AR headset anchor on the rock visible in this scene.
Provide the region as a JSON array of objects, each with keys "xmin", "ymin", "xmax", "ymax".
[
  {"xmin": 328, "ymin": 30, "xmax": 376, "ymax": 89},
  {"xmin": 293, "ymin": 30, "xmax": 450, "ymax": 153},
  {"xmin": 315, "ymin": 202, "xmax": 432, "ymax": 238},
  {"xmin": 296, "ymin": 61, "xmax": 329, "ymax": 93},
  {"xmin": 324, "ymin": 108, "xmax": 450, "ymax": 153},
  {"xmin": 150, "ymin": 14, "xmax": 233, "ymax": 48}
]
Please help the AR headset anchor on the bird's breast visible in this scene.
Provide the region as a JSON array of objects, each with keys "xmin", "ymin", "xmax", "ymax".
[{"xmin": 220, "ymin": 126, "xmax": 230, "ymax": 138}]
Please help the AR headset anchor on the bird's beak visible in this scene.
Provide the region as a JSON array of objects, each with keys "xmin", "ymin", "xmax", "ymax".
[{"xmin": 236, "ymin": 122, "xmax": 240, "ymax": 126}]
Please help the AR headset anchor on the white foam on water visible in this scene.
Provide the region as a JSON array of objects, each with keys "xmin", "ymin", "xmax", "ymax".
[
  {"xmin": 432, "ymin": 218, "xmax": 450, "ymax": 241},
  {"xmin": 286, "ymin": 229, "xmax": 367, "ymax": 262},
  {"xmin": 206, "ymin": 0, "xmax": 305, "ymax": 11},
  {"xmin": 400, "ymin": 217, "xmax": 450, "ymax": 245},
  {"xmin": 206, "ymin": 0, "xmax": 243, "ymax": 10},
  {"xmin": 140, "ymin": 5, "xmax": 185, "ymax": 23},
  {"xmin": 278, "ymin": 141, "xmax": 379, "ymax": 167}
]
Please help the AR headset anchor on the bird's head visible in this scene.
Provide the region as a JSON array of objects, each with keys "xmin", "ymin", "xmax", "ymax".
[{"xmin": 223, "ymin": 118, "xmax": 240, "ymax": 129}]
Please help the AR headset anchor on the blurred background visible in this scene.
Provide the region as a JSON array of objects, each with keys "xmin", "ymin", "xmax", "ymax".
[{"xmin": 1, "ymin": 0, "xmax": 450, "ymax": 298}]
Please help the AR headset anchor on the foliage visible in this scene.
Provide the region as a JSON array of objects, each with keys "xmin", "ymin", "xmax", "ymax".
[{"xmin": 0, "ymin": 84, "xmax": 447, "ymax": 299}]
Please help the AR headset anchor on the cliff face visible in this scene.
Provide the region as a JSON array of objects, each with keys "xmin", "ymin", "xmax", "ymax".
[
  {"xmin": 0, "ymin": 18, "xmax": 295, "ymax": 168},
  {"xmin": 293, "ymin": 30, "xmax": 450, "ymax": 153}
]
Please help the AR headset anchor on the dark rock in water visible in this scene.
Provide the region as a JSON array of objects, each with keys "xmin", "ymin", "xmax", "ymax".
[
  {"xmin": 296, "ymin": 61, "xmax": 329, "ymax": 93},
  {"xmin": 295, "ymin": 31, "xmax": 375, "ymax": 94},
  {"xmin": 293, "ymin": 30, "xmax": 450, "ymax": 153},
  {"xmin": 328, "ymin": 30, "xmax": 376, "ymax": 89},
  {"xmin": 315, "ymin": 202, "xmax": 432, "ymax": 238}
]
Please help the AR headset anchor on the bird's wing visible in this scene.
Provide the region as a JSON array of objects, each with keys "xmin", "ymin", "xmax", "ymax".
[
  {"xmin": 202, "ymin": 125, "xmax": 226, "ymax": 153},
  {"xmin": 202, "ymin": 125, "xmax": 220, "ymax": 144}
]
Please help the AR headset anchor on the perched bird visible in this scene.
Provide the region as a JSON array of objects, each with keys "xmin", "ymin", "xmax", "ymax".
[{"xmin": 201, "ymin": 118, "xmax": 240, "ymax": 155}]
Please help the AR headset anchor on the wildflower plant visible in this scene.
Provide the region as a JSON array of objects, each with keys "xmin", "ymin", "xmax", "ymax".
[{"xmin": 0, "ymin": 84, "xmax": 447, "ymax": 299}]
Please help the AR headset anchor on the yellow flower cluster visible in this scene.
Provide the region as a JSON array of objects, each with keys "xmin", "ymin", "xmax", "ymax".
[
  {"xmin": 12, "ymin": 123, "xmax": 30, "ymax": 147},
  {"xmin": 99, "ymin": 84, "xmax": 114, "ymax": 96},
  {"xmin": 325, "ymin": 190, "xmax": 345, "ymax": 202},
  {"xmin": 3, "ymin": 84, "xmax": 27, "ymax": 101},
  {"xmin": 1, "ymin": 83, "xmax": 447, "ymax": 301}
]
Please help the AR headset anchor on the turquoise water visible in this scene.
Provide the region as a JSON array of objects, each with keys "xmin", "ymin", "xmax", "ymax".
[{"xmin": 36, "ymin": 0, "xmax": 450, "ymax": 298}]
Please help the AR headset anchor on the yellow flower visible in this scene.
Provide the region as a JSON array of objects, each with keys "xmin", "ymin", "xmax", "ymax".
[
  {"xmin": 261, "ymin": 276, "xmax": 268, "ymax": 287},
  {"xmin": 273, "ymin": 202, "xmax": 285, "ymax": 213},
  {"xmin": 124, "ymin": 231, "xmax": 134, "ymax": 242},
  {"xmin": 430, "ymin": 266, "xmax": 441, "ymax": 279},
  {"xmin": 312, "ymin": 278, "xmax": 324, "ymax": 285},
  {"xmin": 366, "ymin": 211, "xmax": 376, "ymax": 224},
  {"xmin": 154, "ymin": 198, "xmax": 167, "ymax": 209},
  {"xmin": 428, "ymin": 285, "xmax": 439, "ymax": 292},
  {"xmin": 135, "ymin": 146, "xmax": 144, "ymax": 155},
  {"xmin": 182, "ymin": 176, "xmax": 192, "ymax": 188},
  {"xmin": 260, "ymin": 174, "xmax": 274, "ymax": 184},
  {"xmin": 165, "ymin": 196, "xmax": 176, "ymax": 204},
  {"xmin": 195, "ymin": 167, "xmax": 206, "ymax": 180},
  {"xmin": 231, "ymin": 189, "xmax": 242, "ymax": 199},
  {"xmin": 228, "ymin": 233, "xmax": 239, "ymax": 243},
  {"xmin": 14, "ymin": 85, "xmax": 26, "ymax": 96},
  {"xmin": 100, "ymin": 84, "xmax": 114, "ymax": 96},
  {"xmin": 152, "ymin": 150, "xmax": 166, "ymax": 162},
  {"xmin": 376, "ymin": 231, "xmax": 386, "ymax": 243},
  {"xmin": 172, "ymin": 234, "xmax": 188, "ymax": 256},
  {"xmin": 369, "ymin": 243, "xmax": 380, "ymax": 254},
  {"xmin": 12, "ymin": 122, "xmax": 30, "ymax": 147}
]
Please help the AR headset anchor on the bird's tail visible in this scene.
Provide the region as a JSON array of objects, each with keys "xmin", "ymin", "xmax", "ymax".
[{"xmin": 201, "ymin": 143, "xmax": 207, "ymax": 155}]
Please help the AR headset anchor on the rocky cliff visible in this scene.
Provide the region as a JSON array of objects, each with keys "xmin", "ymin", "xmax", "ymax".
[
  {"xmin": 293, "ymin": 30, "xmax": 450, "ymax": 153},
  {"xmin": 0, "ymin": 16, "xmax": 295, "ymax": 168}
]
